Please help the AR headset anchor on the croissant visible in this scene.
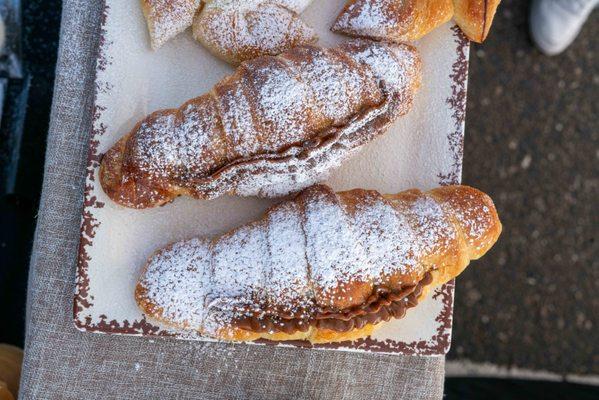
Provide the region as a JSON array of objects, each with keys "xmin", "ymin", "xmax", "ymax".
[
  {"xmin": 100, "ymin": 40, "xmax": 422, "ymax": 209},
  {"xmin": 136, "ymin": 184, "xmax": 502, "ymax": 343},
  {"xmin": 332, "ymin": 0, "xmax": 501, "ymax": 44},
  {"xmin": 141, "ymin": 0, "xmax": 318, "ymax": 63},
  {"xmin": 141, "ymin": 0, "xmax": 202, "ymax": 49},
  {"xmin": 192, "ymin": 0, "xmax": 318, "ymax": 64}
]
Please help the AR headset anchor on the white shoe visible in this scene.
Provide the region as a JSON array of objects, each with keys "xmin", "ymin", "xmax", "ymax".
[{"xmin": 530, "ymin": 0, "xmax": 598, "ymax": 56}]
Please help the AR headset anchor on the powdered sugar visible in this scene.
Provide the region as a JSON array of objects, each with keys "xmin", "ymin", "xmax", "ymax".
[
  {"xmin": 191, "ymin": 90, "xmax": 394, "ymax": 199},
  {"xmin": 351, "ymin": 192, "xmax": 418, "ymax": 281},
  {"xmin": 346, "ymin": 41, "xmax": 419, "ymax": 94},
  {"xmin": 334, "ymin": 0, "xmax": 411, "ymax": 40},
  {"xmin": 140, "ymin": 238, "xmax": 211, "ymax": 328},
  {"xmin": 137, "ymin": 185, "xmax": 485, "ymax": 335},
  {"xmin": 250, "ymin": 59, "xmax": 310, "ymax": 146},
  {"xmin": 213, "ymin": 77, "xmax": 261, "ymax": 158},
  {"xmin": 143, "ymin": 0, "xmax": 201, "ymax": 49},
  {"xmin": 112, "ymin": 41, "xmax": 421, "ymax": 206},
  {"xmin": 441, "ymin": 190, "xmax": 497, "ymax": 252},
  {"xmin": 194, "ymin": 1, "xmax": 317, "ymax": 63},
  {"xmin": 130, "ymin": 97, "xmax": 224, "ymax": 180},
  {"xmin": 143, "ymin": 1, "xmax": 316, "ymax": 56},
  {"xmin": 409, "ymin": 195, "xmax": 456, "ymax": 257},
  {"xmin": 203, "ymin": 0, "xmax": 310, "ymax": 13},
  {"xmin": 303, "ymin": 188, "xmax": 367, "ymax": 298},
  {"xmin": 290, "ymin": 48, "xmax": 370, "ymax": 126},
  {"xmin": 333, "ymin": 0, "xmax": 457, "ymax": 43},
  {"xmin": 209, "ymin": 222, "xmax": 269, "ymax": 313},
  {"xmin": 264, "ymin": 202, "xmax": 311, "ymax": 310}
]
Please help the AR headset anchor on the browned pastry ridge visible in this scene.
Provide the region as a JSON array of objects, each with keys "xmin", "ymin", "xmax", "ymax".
[
  {"xmin": 100, "ymin": 40, "xmax": 422, "ymax": 209},
  {"xmin": 332, "ymin": 0, "xmax": 501, "ymax": 43},
  {"xmin": 135, "ymin": 184, "xmax": 502, "ymax": 343}
]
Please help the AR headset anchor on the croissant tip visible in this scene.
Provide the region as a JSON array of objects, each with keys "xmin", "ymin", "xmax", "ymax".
[{"xmin": 99, "ymin": 139, "xmax": 173, "ymax": 209}]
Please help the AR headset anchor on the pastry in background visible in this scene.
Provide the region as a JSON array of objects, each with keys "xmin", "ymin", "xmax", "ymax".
[
  {"xmin": 141, "ymin": 0, "xmax": 201, "ymax": 49},
  {"xmin": 332, "ymin": 0, "xmax": 501, "ymax": 43},
  {"xmin": 193, "ymin": 0, "xmax": 317, "ymax": 64},
  {"xmin": 136, "ymin": 184, "xmax": 502, "ymax": 343},
  {"xmin": 0, "ymin": 344, "xmax": 23, "ymax": 400},
  {"xmin": 141, "ymin": 0, "xmax": 318, "ymax": 64},
  {"xmin": 100, "ymin": 40, "xmax": 422, "ymax": 209}
]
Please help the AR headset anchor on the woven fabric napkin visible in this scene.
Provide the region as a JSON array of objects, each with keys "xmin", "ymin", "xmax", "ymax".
[{"xmin": 18, "ymin": 1, "xmax": 445, "ymax": 398}]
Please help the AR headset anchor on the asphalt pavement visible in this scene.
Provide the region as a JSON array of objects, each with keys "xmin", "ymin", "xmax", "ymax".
[{"xmin": 449, "ymin": 0, "xmax": 598, "ymax": 376}]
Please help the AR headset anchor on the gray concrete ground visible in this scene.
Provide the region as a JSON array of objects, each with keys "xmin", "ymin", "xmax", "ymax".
[{"xmin": 449, "ymin": 0, "xmax": 598, "ymax": 375}]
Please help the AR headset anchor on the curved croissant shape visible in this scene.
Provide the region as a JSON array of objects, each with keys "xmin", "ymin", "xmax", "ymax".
[
  {"xmin": 332, "ymin": 0, "xmax": 501, "ymax": 43},
  {"xmin": 193, "ymin": 0, "xmax": 318, "ymax": 64},
  {"xmin": 136, "ymin": 184, "xmax": 502, "ymax": 343},
  {"xmin": 100, "ymin": 40, "xmax": 422, "ymax": 209}
]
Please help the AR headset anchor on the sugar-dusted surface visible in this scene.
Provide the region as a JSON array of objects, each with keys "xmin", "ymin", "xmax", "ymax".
[
  {"xmin": 203, "ymin": 0, "xmax": 313, "ymax": 14},
  {"xmin": 332, "ymin": 0, "xmax": 453, "ymax": 42},
  {"xmin": 351, "ymin": 192, "xmax": 417, "ymax": 279},
  {"xmin": 333, "ymin": 0, "xmax": 414, "ymax": 39},
  {"xmin": 143, "ymin": 1, "xmax": 317, "ymax": 55},
  {"xmin": 77, "ymin": 0, "xmax": 469, "ymax": 355},
  {"xmin": 137, "ymin": 185, "xmax": 491, "ymax": 336},
  {"xmin": 265, "ymin": 201, "xmax": 311, "ymax": 309},
  {"xmin": 193, "ymin": 0, "xmax": 317, "ymax": 63},
  {"xmin": 116, "ymin": 40, "xmax": 421, "ymax": 204},
  {"xmin": 410, "ymin": 195, "xmax": 456, "ymax": 257},
  {"xmin": 140, "ymin": 238, "xmax": 211, "ymax": 328},
  {"xmin": 142, "ymin": 0, "xmax": 201, "ymax": 48},
  {"xmin": 303, "ymin": 187, "xmax": 365, "ymax": 296}
]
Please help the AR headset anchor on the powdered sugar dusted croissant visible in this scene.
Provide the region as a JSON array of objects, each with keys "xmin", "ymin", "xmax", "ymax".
[
  {"xmin": 141, "ymin": 0, "xmax": 202, "ymax": 49},
  {"xmin": 141, "ymin": 0, "xmax": 317, "ymax": 62},
  {"xmin": 332, "ymin": 0, "xmax": 501, "ymax": 43},
  {"xmin": 193, "ymin": 0, "xmax": 317, "ymax": 64},
  {"xmin": 136, "ymin": 184, "xmax": 502, "ymax": 343},
  {"xmin": 100, "ymin": 40, "xmax": 422, "ymax": 209}
]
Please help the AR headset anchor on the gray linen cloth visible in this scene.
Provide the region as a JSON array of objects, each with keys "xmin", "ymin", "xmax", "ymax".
[{"xmin": 18, "ymin": 1, "xmax": 446, "ymax": 398}]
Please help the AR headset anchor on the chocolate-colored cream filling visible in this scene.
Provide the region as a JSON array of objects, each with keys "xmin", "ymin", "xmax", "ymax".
[{"xmin": 233, "ymin": 272, "xmax": 434, "ymax": 334}]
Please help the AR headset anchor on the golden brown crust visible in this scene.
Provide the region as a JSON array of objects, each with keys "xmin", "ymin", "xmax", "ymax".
[
  {"xmin": 332, "ymin": 0, "xmax": 500, "ymax": 43},
  {"xmin": 212, "ymin": 324, "xmax": 377, "ymax": 344},
  {"xmin": 135, "ymin": 184, "xmax": 501, "ymax": 343},
  {"xmin": 453, "ymin": 0, "xmax": 501, "ymax": 43},
  {"xmin": 99, "ymin": 131, "xmax": 183, "ymax": 209},
  {"xmin": 100, "ymin": 41, "xmax": 422, "ymax": 209},
  {"xmin": 332, "ymin": 0, "xmax": 453, "ymax": 42}
]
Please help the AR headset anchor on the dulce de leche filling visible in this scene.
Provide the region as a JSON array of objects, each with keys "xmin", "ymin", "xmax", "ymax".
[{"xmin": 233, "ymin": 272, "xmax": 434, "ymax": 334}]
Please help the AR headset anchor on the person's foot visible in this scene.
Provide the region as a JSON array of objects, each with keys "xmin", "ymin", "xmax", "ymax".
[{"xmin": 530, "ymin": 0, "xmax": 598, "ymax": 56}]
